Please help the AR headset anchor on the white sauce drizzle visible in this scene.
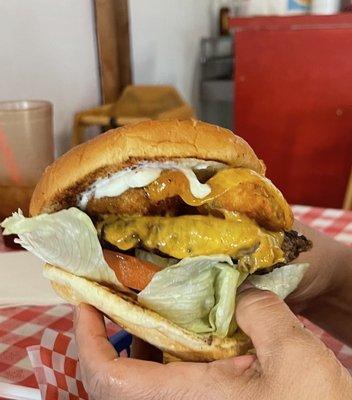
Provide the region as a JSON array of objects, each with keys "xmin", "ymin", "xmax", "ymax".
[{"xmin": 77, "ymin": 158, "xmax": 226, "ymax": 209}]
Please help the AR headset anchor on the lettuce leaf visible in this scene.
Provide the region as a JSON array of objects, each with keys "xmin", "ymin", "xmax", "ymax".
[
  {"xmin": 135, "ymin": 249, "xmax": 178, "ymax": 268},
  {"xmin": 138, "ymin": 258, "xmax": 308, "ymax": 337},
  {"xmin": 138, "ymin": 255, "xmax": 239, "ymax": 338},
  {"xmin": 1, "ymin": 208, "xmax": 124, "ymax": 290},
  {"xmin": 2, "ymin": 208, "xmax": 309, "ymax": 337},
  {"xmin": 248, "ymin": 263, "xmax": 309, "ymax": 299}
]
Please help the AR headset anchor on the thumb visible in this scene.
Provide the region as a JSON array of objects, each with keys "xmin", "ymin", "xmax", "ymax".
[
  {"xmin": 212, "ymin": 354, "xmax": 257, "ymax": 377},
  {"xmin": 236, "ymin": 289, "xmax": 304, "ymax": 360}
]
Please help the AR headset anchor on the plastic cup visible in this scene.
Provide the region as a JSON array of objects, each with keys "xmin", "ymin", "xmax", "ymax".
[{"xmin": 0, "ymin": 100, "xmax": 54, "ymax": 221}]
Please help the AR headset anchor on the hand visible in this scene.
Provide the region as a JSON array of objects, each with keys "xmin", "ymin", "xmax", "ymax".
[
  {"xmin": 74, "ymin": 289, "xmax": 352, "ymax": 400},
  {"xmin": 74, "ymin": 303, "xmax": 256, "ymax": 399},
  {"xmin": 287, "ymin": 220, "xmax": 352, "ymax": 345},
  {"xmin": 288, "ymin": 219, "xmax": 352, "ymax": 305}
]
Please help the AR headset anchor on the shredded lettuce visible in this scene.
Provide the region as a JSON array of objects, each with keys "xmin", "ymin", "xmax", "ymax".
[
  {"xmin": 248, "ymin": 263, "xmax": 309, "ymax": 299},
  {"xmin": 1, "ymin": 208, "xmax": 123, "ymax": 290},
  {"xmin": 138, "ymin": 255, "xmax": 239, "ymax": 338},
  {"xmin": 135, "ymin": 249, "xmax": 178, "ymax": 268}
]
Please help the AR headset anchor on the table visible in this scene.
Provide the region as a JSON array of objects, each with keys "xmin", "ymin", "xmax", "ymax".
[
  {"xmin": 0, "ymin": 205, "xmax": 352, "ymax": 391},
  {"xmin": 0, "ymin": 305, "xmax": 73, "ymax": 388},
  {"xmin": 292, "ymin": 205, "xmax": 352, "ymax": 246}
]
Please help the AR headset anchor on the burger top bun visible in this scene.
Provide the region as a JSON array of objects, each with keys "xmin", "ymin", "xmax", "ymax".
[
  {"xmin": 44, "ymin": 264, "xmax": 251, "ymax": 362},
  {"xmin": 30, "ymin": 119, "xmax": 265, "ymax": 216}
]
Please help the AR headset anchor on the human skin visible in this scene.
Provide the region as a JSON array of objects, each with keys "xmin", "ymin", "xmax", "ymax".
[
  {"xmin": 74, "ymin": 221, "xmax": 352, "ymax": 399},
  {"xmin": 74, "ymin": 291, "xmax": 352, "ymax": 399},
  {"xmin": 288, "ymin": 220, "xmax": 352, "ymax": 346}
]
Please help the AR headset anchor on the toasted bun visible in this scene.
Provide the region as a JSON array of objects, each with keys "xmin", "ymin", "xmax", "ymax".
[
  {"xmin": 30, "ymin": 119, "xmax": 265, "ymax": 216},
  {"xmin": 44, "ymin": 264, "xmax": 251, "ymax": 362}
]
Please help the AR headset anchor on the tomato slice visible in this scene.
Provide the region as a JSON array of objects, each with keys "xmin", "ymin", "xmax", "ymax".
[{"xmin": 103, "ymin": 249, "xmax": 161, "ymax": 291}]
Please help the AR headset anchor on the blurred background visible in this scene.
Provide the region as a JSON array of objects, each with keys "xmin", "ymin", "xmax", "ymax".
[{"xmin": 0, "ymin": 0, "xmax": 351, "ymax": 220}]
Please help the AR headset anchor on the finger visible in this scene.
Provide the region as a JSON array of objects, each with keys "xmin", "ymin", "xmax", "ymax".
[
  {"xmin": 232, "ymin": 355, "xmax": 257, "ymax": 376},
  {"xmin": 212, "ymin": 354, "xmax": 257, "ymax": 377},
  {"xmin": 74, "ymin": 305, "xmax": 251, "ymax": 400},
  {"xmin": 236, "ymin": 289, "xmax": 305, "ymax": 359},
  {"xmin": 83, "ymin": 355, "xmax": 241, "ymax": 400},
  {"xmin": 73, "ymin": 304, "xmax": 225, "ymax": 400},
  {"xmin": 74, "ymin": 303, "xmax": 118, "ymax": 368}
]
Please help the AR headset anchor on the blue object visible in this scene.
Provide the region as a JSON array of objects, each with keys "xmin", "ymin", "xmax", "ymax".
[
  {"xmin": 109, "ymin": 330, "xmax": 132, "ymax": 357},
  {"xmin": 288, "ymin": 0, "xmax": 310, "ymax": 11}
]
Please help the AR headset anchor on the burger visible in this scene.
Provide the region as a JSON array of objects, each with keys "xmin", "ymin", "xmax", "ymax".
[{"xmin": 2, "ymin": 120, "xmax": 312, "ymax": 361}]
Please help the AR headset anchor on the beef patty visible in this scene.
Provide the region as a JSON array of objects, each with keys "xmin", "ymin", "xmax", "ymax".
[{"xmin": 255, "ymin": 230, "xmax": 312, "ymax": 275}]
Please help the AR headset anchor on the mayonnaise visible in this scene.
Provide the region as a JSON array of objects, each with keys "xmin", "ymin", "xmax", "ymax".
[{"xmin": 77, "ymin": 158, "xmax": 226, "ymax": 209}]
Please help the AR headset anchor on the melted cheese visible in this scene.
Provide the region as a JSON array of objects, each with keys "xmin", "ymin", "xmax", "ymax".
[
  {"xmin": 78, "ymin": 159, "xmax": 226, "ymax": 209},
  {"xmin": 146, "ymin": 168, "xmax": 293, "ymax": 231},
  {"xmin": 101, "ymin": 214, "xmax": 285, "ymax": 273}
]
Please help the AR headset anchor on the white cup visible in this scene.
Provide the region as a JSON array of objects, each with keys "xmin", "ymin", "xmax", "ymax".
[
  {"xmin": 0, "ymin": 100, "xmax": 54, "ymax": 217},
  {"xmin": 311, "ymin": 0, "xmax": 341, "ymax": 14}
]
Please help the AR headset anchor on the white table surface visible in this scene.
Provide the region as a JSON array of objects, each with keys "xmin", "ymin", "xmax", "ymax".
[{"xmin": 0, "ymin": 251, "xmax": 63, "ymax": 308}]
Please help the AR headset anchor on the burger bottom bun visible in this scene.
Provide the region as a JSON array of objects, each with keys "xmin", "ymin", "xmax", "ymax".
[{"xmin": 44, "ymin": 264, "xmax": 252, "ymax": 362}]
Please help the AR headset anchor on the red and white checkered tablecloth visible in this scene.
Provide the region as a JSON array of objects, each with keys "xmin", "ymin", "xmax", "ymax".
[
  {"xmin": 0, "ymin": 305, "xmax": 73, "ymax": 389},
  {"xmin": 0, "ymin": 305, "xmax": 118, "ymax": 393},
  {"xmin": 292, "ymin": 205, "xmax": 352, "ymax": 247},
  {"xmin": 0, "ymin": 205, "xmax": 352, "ymax": 393}
]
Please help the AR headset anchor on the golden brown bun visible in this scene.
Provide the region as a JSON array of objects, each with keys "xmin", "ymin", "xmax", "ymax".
[
  {"xmin": 44, "ymin": 264, "xmax": 251, "ymax": 362},
  {"xmin": 30, "ymin": 119, "xmax": 265, "ymax": 216}
]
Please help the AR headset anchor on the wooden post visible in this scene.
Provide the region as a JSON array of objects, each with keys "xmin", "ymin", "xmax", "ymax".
[
  {"xmin": 94, "ymin": 0, "xmax": 132, "ymax": 103},
  {"xmin": 343, "ymin": 168, "xmax": 352, "ymax": 210}
]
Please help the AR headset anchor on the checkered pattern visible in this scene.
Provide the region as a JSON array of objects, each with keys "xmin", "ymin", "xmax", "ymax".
[
  {"xmin": 27, "ymin": 329, "xmax": 88, "ymax": 400},
  {"xmin": 0, "ymin": 206, "xmax": 351, "ymax": 398},
  {"xmin": 0, "ymin": 305, "xmax": 118, "ymax": 394},
  {"xmin": 0, "ymin": 305, "xmax": 73, "ymax": 389},
  {"xmin": 292, "ymin": 205, "xmax": 352, "ymax": 247},
  {"xmin": 27, "ymin": 327, "xmax": 128, "ymax": 400}
]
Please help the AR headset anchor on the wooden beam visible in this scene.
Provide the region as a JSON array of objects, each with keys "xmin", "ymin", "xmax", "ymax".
[
  {"xmin": 94, "ymin": 0, "xmax": 132, "ymax": 103},
  {"xmin": 343, "ymin": 168, "xmax": 352, "ymax": 210},
  {"xmin": 115, "ymin": 0, "xmax": 132, "ymax": 91}
]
